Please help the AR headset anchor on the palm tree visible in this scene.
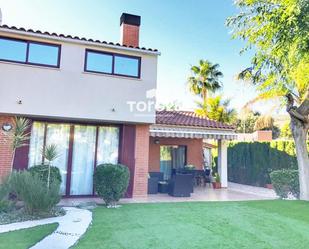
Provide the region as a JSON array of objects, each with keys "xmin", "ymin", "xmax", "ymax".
[
  {"xmin": 195, "ymin": 95, "xmax": 237, "ymax": 124},
  {"xmin": 188, "ymin": 60, "xmax": 223, "ymax": 103}
]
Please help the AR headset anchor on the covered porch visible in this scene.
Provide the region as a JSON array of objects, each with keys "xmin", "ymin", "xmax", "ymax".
[{"xmin": 146, "ymin": 111, "xmax": 237, "ymax": 197}]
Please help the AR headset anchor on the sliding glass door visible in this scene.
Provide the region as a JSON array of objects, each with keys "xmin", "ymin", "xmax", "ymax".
[
  {"xmin": 28, "ymin": 123, "xmax": 70, "ymax": 194},
  {"xmin": 28, "ymin": 122, "xmax": 120, "ymax": 196},
  {"xmin": 96, "ymin": 127, "xmax": 119, "ymax": 165},
  {"xmin": 45, "ymin": 124, "xmax": 70, "ymax": 194},
  {"xmin": 70, "ymin": 125, "xmax": 96, "ymax": 195},
  {"xmin": 160, "ymin": 145, "xmax": 187, "ymax": 180}
]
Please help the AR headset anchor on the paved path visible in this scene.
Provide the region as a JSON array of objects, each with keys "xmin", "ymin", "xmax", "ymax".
[
  {"xmin": 0, "ymin": 207, "xmax": 92, "ymax": 249},
  {"xmin": 228, "ymin": 182, "xmax": 277, "ymax": 199}
]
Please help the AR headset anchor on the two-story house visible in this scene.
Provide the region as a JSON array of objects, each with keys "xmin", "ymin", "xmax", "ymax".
[
  {"xmin": 0, "ymin": 13, "xmax": 236, "ymax": 199},
  {"xmin": 0, "ymin": 13, "xmax": 159, "ymax": 198}
]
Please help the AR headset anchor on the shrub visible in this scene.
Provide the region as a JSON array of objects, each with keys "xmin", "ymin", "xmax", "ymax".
[
  {"xmin": 28, "ymin": 165, "xmax": 62, "ymax": 186},
  {"xmin": 0, "ymin": 179, "xmax": 13, "ymax": 213},
  {"xmin": 94, "ymin": 164, "xmax": 130, "ymax": 207},
  {"xmin": 270, "ymin": 169, "xmax": 299, "ymax": 199},
  {"xmin": 8, "ymin": 171, "xmax": 61, "ymax": 215}
]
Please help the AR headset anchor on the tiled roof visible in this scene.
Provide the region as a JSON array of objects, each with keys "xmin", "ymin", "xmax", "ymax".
[
  {"xmin": 156, "ymin": 110, "xmax": 235, "ymax": 130},
  {"xmin": 0, "ymin": 24, "xmax": 158, "ymax": 52}
]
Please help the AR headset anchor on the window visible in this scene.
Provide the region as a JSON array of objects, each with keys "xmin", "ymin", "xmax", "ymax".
[
  {"xmin": 28, "ymin": 122, "xmax": 120, "ymax": 196},
  {"xmin": 114, "ymin": 55, "xmax": 139, "ymax": 77},
  {"xmin": 0, "ymin": 38, "xmax": 27, "ymax": 62},
  {"xmin": 85, "ymin": 51, "xmax": 113, "ymax": 74},
  {"xmin": 85, "ymin": 49, "xmax": 141, "ymax": 78},
  {"xmin": 0, "ymin": 37, "xmax": 61, "ymax": 67},
  {"xmin": 28, "ymin": 43, "xmax": 60, "ymax": 66}
]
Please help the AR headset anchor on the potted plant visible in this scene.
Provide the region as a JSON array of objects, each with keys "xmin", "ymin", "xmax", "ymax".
[
  {"xmin": 212, "ymin": 173, "xmax": 221, "ymax": 189},
  {"xmin": 184, "ymin": 164, "xmax": 195, "ymax": 171}
]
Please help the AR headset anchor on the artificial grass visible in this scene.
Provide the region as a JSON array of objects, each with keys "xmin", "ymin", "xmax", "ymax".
[
  {"xmin": 0, "ymin": 223, "xmax": 58, "ymax": 249},
  {"xmin": 74, "ymin": 200, "xmax": 309, "ymax": 249}
]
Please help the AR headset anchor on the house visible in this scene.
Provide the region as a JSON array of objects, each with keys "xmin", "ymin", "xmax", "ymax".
[{"xmin": 0, "ymin": 13, "xmax": 236, "ymax": 198}]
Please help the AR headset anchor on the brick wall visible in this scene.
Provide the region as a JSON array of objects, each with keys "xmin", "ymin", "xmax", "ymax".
[
  {"xmin": 0, "ymin": 116, "xmax": 14, "ymax": 182},
  {"xmin": 255, "ymin": 130, "xmax": 272, "ymax": 141},
  {"xmin": 121, "ymin": 23, "xmax": 140, "ymax": 47},
  {"xmin": 132, "ymin": 124, "xmax": 149, "ymax": 197},
  {"xmin": 148, "ymin": 137, "xmax": 204, "ymax": 172}
]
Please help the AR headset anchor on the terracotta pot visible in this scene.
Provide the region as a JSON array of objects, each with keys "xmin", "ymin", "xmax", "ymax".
[
  {"xmin": 212, "ymin": 182, "xmax": 221, "ymax": 189},
  {"xmin": 265, "ymin": 184, "xmax": 273, "ymax": 189}
]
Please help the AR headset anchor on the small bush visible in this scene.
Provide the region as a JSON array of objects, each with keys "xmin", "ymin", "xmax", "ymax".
[
  {"xmin": 270, "ymin": 169, "xmax": 299, "ymax": 199},
  {"xmin": 0, "ymin": 179, "xmax": 13, "ymax": 213},
  {"xmin": 94, "ymin": 164, "xmax": 130, "ymax": 207},
  {"xmin": 28, "ymin": 165, "xmax": 62, "ymax": 186},
  {"xmin": 8, "ymin": 171, "xmax": 61, "ymax": 215}
]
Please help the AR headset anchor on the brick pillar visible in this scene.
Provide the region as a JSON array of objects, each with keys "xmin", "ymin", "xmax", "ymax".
[
  {"xmin": 0, "ymin": 116, "xmax": 14, "ymax": 182},
  {"xmin": 132, "ymin": 124, "xmax": 149, "ymax": 197}
]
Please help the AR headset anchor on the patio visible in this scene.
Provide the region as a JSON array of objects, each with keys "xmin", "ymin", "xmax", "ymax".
[{"xmin": 59, "ymin": 183, "xmax": 277, "ymax": 206}]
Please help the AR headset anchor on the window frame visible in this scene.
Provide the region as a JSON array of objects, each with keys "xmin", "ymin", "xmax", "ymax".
[
  {"xmin": 28, "ymin": 120, "xmax": 121, "ymax": 197},
  {"xmin": 84, "ymin": 49, "xmax": 141, "ymax": 79},
  {"xmin": 0, "ymin": 36, "xmax": 61, "ymax": 68}
]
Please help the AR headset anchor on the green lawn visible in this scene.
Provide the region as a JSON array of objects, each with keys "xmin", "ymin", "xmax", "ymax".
[
  {"xmin": 74, "ymin": 200, "xmax": 309, "ymax": 249},
  {"xmin": 0, "ymin": 223, "xmax": 58, "ymax": 249}
]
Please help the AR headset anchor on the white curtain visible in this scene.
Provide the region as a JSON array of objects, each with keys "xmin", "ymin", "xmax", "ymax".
[
  {"xmin": 96, "ymin": 127, "xmax": 119, "ymax": 165},
  {"xmin": 28, "ymin": 122, "xmax": 45, "ymax": 167},
  {"xmin": 45, "ymin": 124, "xmax": 70, "ymax": 195},
  {"xmin": 70, "ymin": 125, "xmax": 96, "ymax": 195}
]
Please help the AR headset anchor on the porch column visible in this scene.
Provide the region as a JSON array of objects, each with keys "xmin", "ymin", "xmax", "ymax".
[
  {"xmin": 217, "ymin": 139, "xmax": 228, "ymax": 188},
  {"xmin": 133, "ymin": 124, "xmax": 150, "ymax": 197}
]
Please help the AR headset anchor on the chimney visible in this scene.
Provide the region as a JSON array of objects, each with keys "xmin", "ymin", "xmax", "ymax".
[{"xmin": 120, "ymin": 13, "xmax": 141, "ymax": 47}]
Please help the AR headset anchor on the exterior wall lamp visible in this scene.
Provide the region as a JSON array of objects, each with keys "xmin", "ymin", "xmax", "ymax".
[{"xmin": 2, "ymin": 123, "xmax": 13, "ymax": 132}]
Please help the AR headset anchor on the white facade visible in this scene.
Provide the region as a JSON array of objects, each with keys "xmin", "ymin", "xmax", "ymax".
[{"xmin": 0, "ymin": 29, "xmax": 159, "ymax": 124}]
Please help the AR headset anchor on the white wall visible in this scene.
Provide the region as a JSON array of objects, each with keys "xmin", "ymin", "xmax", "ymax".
[{"xmin": 0, "ymin": 31, "xmax": 158, "ymax": 124}]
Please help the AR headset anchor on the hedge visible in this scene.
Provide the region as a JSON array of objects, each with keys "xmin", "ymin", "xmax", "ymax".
[
  {"xmin": 227, "ymin": 140, "xmax": 309, "ymax": 187},
  {"xmin": 270, "ymin": 169, "xmax": 299, "ymax": 198}
]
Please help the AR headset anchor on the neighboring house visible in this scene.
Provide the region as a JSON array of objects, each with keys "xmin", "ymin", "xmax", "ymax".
[{"xmin": 0, "ymin": 13, "xmax": 236, "ymax": 198}]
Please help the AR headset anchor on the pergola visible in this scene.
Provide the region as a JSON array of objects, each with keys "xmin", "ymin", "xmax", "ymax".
[{"xmin": 150, "ymin": 111, "xmax": 237, "ymax": 187}]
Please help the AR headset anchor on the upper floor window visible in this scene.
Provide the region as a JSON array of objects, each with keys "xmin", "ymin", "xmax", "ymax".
[
  {"xmin": 85, "ymin": 49, "xmax": 141, "ymax": 78},
  {"xmin": 0, "ymin": 37, "xmax": 61, "ymax": 68}
]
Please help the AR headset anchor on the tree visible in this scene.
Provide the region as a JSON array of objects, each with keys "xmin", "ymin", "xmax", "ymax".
[
  {"xmin": 195, "ymin": 95, "xmax": 237, "ymax": 124},
  {"xmin": 254, "ymin": 115, "xmax": 274, "ymax": 131},
  {"xmin": 236, "ymin": 109, "xmax": 260, "ymax": 133},
  {"xmin": 188, "ymin": 60, "xmax": 223, "ymax": 103},
  {"xmin": 280, "ymin": 121, "xmax": 293, "ymax": 139},
  {"xmin": 227, "ymin": 0, "xmax": 309, "ymax": 199}
]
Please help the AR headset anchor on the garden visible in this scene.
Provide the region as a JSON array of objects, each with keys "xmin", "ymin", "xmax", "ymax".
[{"xmin": 2, "ymin": 201, "xmax": 309, "ymax": 249}]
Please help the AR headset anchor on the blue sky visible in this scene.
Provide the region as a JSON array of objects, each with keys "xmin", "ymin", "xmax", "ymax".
[{"xmin": 0, "ymin": 0, "xmax": 271, "ymax": 112}]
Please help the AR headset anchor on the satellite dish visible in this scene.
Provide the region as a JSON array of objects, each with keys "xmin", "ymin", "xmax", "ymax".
[{"xmin": 0, "ymin": 8, "xmax": 2, "ymax": 25}]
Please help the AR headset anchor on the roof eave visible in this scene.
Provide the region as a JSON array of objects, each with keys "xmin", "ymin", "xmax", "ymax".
[{"xmin": 0, "ymin": 27, "xmax": 161, "ymax": 56}]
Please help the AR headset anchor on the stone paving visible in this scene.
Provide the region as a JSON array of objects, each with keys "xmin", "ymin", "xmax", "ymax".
[
  {"xmin": 0, "ymin": 207, "xmax": 92, "ymax": 249},
  {"xmin": 60, "ymin": 182, "xmax": 278, "ymax": 206}
]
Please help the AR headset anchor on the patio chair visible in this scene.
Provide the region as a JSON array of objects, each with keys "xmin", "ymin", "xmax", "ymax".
[
  {"xmin": 168, "ymin": 173, "xmax": 193, "ymax": 197},
  {"xmin": 148, "ymin": 172, "xmax": 164, "ymax": 194},
  {"xmin": 148, "ymin": 177, "xmax": 159, "ymax": 194}
]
